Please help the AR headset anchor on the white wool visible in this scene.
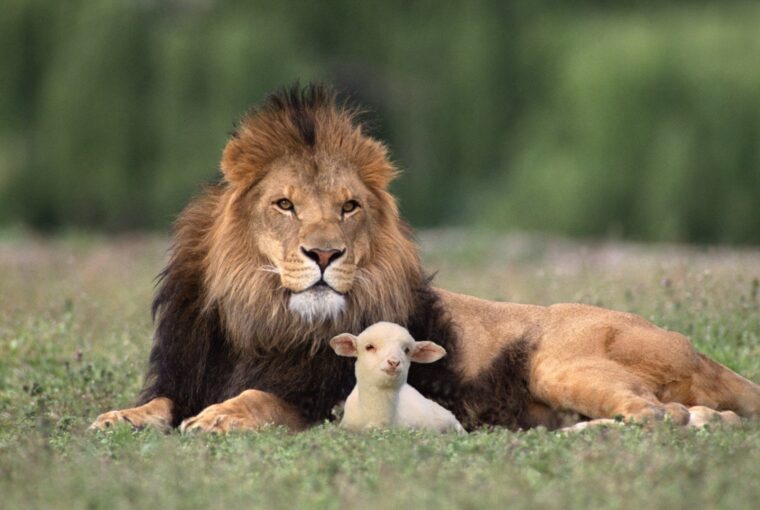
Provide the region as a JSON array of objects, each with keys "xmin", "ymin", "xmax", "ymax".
[
  {"xmin": 331, "ymin": 321, "xmax": 465, "ymax": 434},
  {"xmin": 340, "ymin": 383, "xmax": 465, "ymax": 434},
  {"xmin": 288, "ymin": 287, "xmax": 346, "ymax": 322}
]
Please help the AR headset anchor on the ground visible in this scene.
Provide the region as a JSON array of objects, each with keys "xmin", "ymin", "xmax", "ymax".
[{"xmin": 1, "ymin": 229, "xmax": 759, "ymax": 509}]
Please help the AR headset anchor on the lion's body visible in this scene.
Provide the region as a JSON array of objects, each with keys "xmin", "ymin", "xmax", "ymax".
[
  {"xmin": 439, "ymin": 290, "xmax": 760, "ymax": 426},
  {"xmin": 92, "ymin": 84, "xmax": 760, "ymax": 433}
]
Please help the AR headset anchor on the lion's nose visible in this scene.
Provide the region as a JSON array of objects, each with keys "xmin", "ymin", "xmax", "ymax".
[{"xmin": 301, "ymin": 247, "xmax": 345, "ymax": 272}]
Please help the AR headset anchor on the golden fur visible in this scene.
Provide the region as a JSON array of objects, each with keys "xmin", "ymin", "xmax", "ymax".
[{"xmin": 92, "ymin": 84, "xmax": 760, "ymax": 433}]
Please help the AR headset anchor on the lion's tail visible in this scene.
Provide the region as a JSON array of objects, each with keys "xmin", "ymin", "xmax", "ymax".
[{"xmin": 690, "ymin": 353, "xmax": 760, "ymax": 417}]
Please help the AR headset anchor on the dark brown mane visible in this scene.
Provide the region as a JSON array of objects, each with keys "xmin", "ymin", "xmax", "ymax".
[
  {"xmin": 222, "ymin": 83, "xmax": 395, "ymax": 190},
  {"xmin": 258, "ymin": 83, "xmax": 335, "ymax": 148},
  {"xmin": 405, "ymin": 283, "xmax": 532, "ymax": 431},
  {"xmin": 141, "ymin": 223, "xmax": 455, "ymax": 427},
  {"xmin": 138, "ymin": 82, "xmax": 531, "ymax": 430},
  {"xmin": 137, "ymin": 83, "xmax": 419, "ymax": 426}
]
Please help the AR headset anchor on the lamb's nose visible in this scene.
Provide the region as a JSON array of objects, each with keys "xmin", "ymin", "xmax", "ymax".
[{"xmin": 387, "ymin": 359, "xmax": 400, "ymax": 368}]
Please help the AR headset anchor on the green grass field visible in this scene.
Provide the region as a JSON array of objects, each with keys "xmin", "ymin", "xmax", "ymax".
[{"xmin": 2, "ymin": 231, "xmax": 760, "ymax": 509}]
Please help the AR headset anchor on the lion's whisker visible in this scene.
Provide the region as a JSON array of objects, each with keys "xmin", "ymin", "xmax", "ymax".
[
  {"xmin": 353, "ymin": 272, "xmax": 370, "ymax": 286},
  {"xmin": 256, "ymin": 265, "xmax": 281, "ymax": 275}
]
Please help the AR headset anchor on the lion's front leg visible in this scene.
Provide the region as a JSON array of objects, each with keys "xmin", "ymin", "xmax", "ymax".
[
  {"xmin": 180, "ymin": 389, "xmax": 306, "ymax": 433},
  {"xmin": 90, "ymin": 397, "xmax": 173, "ymax": 431}
]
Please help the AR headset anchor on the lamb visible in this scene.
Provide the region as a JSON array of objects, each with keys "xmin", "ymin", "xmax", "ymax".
[{"xmin": 329, "ymin": 321, "xmax": 465, "ymax": 433}]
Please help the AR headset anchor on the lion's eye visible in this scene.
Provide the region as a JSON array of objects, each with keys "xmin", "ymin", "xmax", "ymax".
[
  {"xmin": 275, "ymin": 198, "xmax": 294, "ymax": 212},
  {"xmin": 342, "ymin": 200, "xmax": 360, "ymax": 215},
  {"xmin": 366, "ymin": 344, "xmax": 375, "ymax": 352}
]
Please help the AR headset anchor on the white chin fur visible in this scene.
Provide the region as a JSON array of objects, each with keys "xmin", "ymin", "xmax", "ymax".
[{"xmin": 288, "ymin": 287, "xmax": 346, "ymax": 323}]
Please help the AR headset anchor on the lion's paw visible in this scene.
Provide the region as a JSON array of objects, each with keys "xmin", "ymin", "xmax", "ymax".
[
  {"xmin": 687, "ymin": 406, "xmax": 742, "ymax": 428},
  {"xmin": 180, "ymin": 404, "xmax": 257, "ymax": 434},
  {"xmin": 90, "ymin": 398, "xmax": 173, "ymax": 432},
  {"xmin": 90, "ymin": 409, "xmax": 134, "ymax": 430},
  {"xmin": 89, "ymin": 407, "xmax": 169, "ymax": 432},
  {"xmin": 560, "ymin": 418, "xmax": 622, "ymax": 433}
]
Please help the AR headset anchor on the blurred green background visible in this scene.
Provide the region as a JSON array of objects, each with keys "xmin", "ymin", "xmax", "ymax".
[{"xmin": 1, "ymin": 0, "xmax": 759, "ymax": 243}]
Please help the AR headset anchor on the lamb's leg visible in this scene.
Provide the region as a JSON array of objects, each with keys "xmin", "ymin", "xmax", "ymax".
[{"xmin": 180, "ymin": 389, "xmax": 306, "ymax": 433}]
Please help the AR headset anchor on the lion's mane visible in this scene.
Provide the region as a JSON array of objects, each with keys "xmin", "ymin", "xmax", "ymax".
[{"xmin": 138, "ymin": 84, "xmax": 458, "ymax": 426}]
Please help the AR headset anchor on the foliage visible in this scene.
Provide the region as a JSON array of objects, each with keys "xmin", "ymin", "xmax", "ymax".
[
  {"xmin": 2, "ymin": 1, "xmax": 759, "ymax": 242},
  {"xmin": 481, "ymin": 7, "xmax": 760, "ymax": 243}
]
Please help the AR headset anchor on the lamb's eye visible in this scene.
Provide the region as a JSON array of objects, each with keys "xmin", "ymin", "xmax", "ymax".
[
  {"xmin": 365, "ymin": 344, "xmax": 375, "ymax": 352},
  {"xmin": 342, "ymin": 200, "xmax": 360, "ymax": 215},
  {"xmin": 275, "ymin": 198, "xmax": 294, "ymax": 212},
  {"xmin": 404, "ymin": 347, "xmax": 410, "ymax": 354}
]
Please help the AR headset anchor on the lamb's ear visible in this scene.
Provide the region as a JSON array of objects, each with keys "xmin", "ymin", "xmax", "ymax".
[
  {"xmin": 410, "ymin": 341, "xmax": 446, "ymax": 363},
  {"xmin": 329, "ymin": 334, "xmax": 358, "ymax": 357}
]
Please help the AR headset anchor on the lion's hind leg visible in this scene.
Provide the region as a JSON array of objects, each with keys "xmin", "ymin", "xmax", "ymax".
[
  {"xmin": 531, "ymin": 357, "xmax": 691, "ymax": 426},
  {"xmin": 533, "ymin": 356, "xmax": 747, "ymax": 430},
  {"xmin": 689, "ymin": 353, "xmax": 760, "ymax": 418},
  {"xmin": 561, "ymin": 406, "xmax": 741, "ymax": 432}
]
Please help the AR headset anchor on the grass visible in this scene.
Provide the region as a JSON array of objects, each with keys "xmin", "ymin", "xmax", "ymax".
[{"xmin": 1, "ymin": 230, "xmax": 760, "ymax": 509}]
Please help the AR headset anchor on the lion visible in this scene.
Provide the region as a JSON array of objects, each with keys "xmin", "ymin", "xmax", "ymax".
[{"xmin": 91, "ymin": 84, "xmax": 760, "ymax": 433}]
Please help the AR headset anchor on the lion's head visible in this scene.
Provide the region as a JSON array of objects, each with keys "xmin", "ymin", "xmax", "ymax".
[{"xmin": 183, "ymin": 84, "xmax": 422, "ymax": 353}]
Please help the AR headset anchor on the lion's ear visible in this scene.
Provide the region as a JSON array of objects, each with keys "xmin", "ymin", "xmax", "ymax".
[
  {"xmin": 220, "ymin": 133, "xmax": 268, "ymax": 186},
  {"xmin": 329, "ymin": 334, "xmax": 358, "ymax": 357},
  {"xmin": 410, "ymin": 341, "xmax": 446, "ymax": 364}
]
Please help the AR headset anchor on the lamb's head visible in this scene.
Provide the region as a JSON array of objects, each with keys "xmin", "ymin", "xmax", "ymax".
[{"xmin": 329, "ymin": 321, "xmax": 446, "ymax": 389}]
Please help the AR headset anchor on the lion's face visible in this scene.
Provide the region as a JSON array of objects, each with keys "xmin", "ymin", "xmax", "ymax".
[
  {"xmin": 246, "ymin": 155, "xmax": 374, "ymax": 322},
  {"xmin": 202, "ymin": 85, "xmax": 421, "ymax": 348}
]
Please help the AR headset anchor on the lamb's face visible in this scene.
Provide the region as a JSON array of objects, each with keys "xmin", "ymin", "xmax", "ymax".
[
  {"xmin": 355, "ymin": 328, "xmax": 416, "ymax": 388},
  {"xmin": 329, "ymin": 322, "xmax": 447, "ymax": 389}
]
